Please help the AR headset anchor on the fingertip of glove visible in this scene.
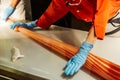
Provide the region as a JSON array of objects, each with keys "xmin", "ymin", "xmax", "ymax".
[
  {"xmin": 64, "ymin": 70, "xmax": 68, "ymax": 76},
  {"xmin": 10, "ymin": 25, "xmax": 15, "ymax": 30}
]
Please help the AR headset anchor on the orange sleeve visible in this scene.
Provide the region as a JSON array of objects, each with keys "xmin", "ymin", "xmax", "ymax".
[
  {"xmin": 93, "ymin": 0, "xmax": 110, "ymax": 40},
  {"xmin": 36, "ymin": 0, "xmax": 69, "ymax": 29}
]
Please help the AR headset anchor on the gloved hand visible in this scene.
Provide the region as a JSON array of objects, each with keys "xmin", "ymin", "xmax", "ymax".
[
  {"xmin": 10, "ymin": 20, "xmax": 37, "ymax": 30},
  {"xmin": 1, "ymin": 6, "xmax": 15, "ymax": 21},
  {"xmin": 64, "ymin": 41, "xmax": 93, "ymax": 76}
]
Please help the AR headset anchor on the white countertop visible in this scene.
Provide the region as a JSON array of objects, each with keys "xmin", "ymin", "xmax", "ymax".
[{"xmin": 0, "ymin": 24, "xmax": 120, "ymax": 80}]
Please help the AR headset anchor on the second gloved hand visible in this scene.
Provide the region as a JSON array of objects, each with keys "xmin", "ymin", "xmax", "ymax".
[
  {"xmin": 10, "ymin": 20, "xmax": 37, "ymax": 30},
  {"xmin": 1, "ymin": 6, "xmax": 15, "ymax": 21},
  {"xmin": 64, "ymin": 41, "xmax": 93, "ymax": 76}
]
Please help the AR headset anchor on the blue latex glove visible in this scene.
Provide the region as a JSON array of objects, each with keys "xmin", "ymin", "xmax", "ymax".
[
  {"xmin": 1, "ymin": 6, "xmax": 15, "ymax": 21},
  {"xmin": 64, "ymin": 41, "xmax": 93, "ymax": 76},
  {"xmin": 10, "ymin": 20, "xmax": 37, "ymax": 30}
]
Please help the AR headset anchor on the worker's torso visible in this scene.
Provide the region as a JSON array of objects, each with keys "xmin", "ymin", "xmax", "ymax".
[
  {"xmin": 61, "ymin": 0, "xmax": 120, "ymax": 22},
  {"xmin": 65, "ymin": 0, "xmax": 96, "ymax": 22}
]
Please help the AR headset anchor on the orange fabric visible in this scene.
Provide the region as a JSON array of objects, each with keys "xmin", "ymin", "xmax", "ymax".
[
  {"xmin": 36, "ymin": 0, "xmax": 69, "ymax": 29},
  {"xmin": 36, "ymin": 0, "xmax": 120, "ymax": 39},
  {"xmin": 94, "ymin": 0, "xmax": 120, "ymax": 39}
]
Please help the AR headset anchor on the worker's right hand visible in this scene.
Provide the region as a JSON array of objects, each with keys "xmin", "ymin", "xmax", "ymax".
[
  {"xmin": 64, "ymin": 41, "xmax": 93, "ymax": 76},
  {"xmin": 10, "ymin": 20, "xmax": 37, "ymax": 30}
]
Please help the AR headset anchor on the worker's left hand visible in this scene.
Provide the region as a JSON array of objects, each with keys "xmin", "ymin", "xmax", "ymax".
[
  {"xmin": 10, "ymin": 20, "xmax": 37, "ymax": 30},
  {"xmin": 64, "ymin": 41, "xmax": 93, "ymax": 76},
  {"xmin": 1, "ymin": 6, "xmax": 15, "ymax": 21}
]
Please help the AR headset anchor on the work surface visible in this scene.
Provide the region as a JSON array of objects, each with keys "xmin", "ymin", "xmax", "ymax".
[{"xmin": 0, "ymin": 24, "xmax": 120, "ymax": 80}]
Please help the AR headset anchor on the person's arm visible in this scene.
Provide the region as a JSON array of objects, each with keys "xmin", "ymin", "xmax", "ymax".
[
  {"xmin": 1, "ymin": 0, "xmax": 21, "ymax": 21},
  {"xmin": 10, "ymin": 0, "xmax": 69, "ymax": 30},
  {"xmin": 85, "ymin": 26, "xmax": 97, "ymax": 44},
  {"xmin": 64, "ymin": 0, "xmax": 111, "ymax": 76},
  {"xmin": 10, "ymin": 0, "xmax": 20, "ymax": 8}
]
